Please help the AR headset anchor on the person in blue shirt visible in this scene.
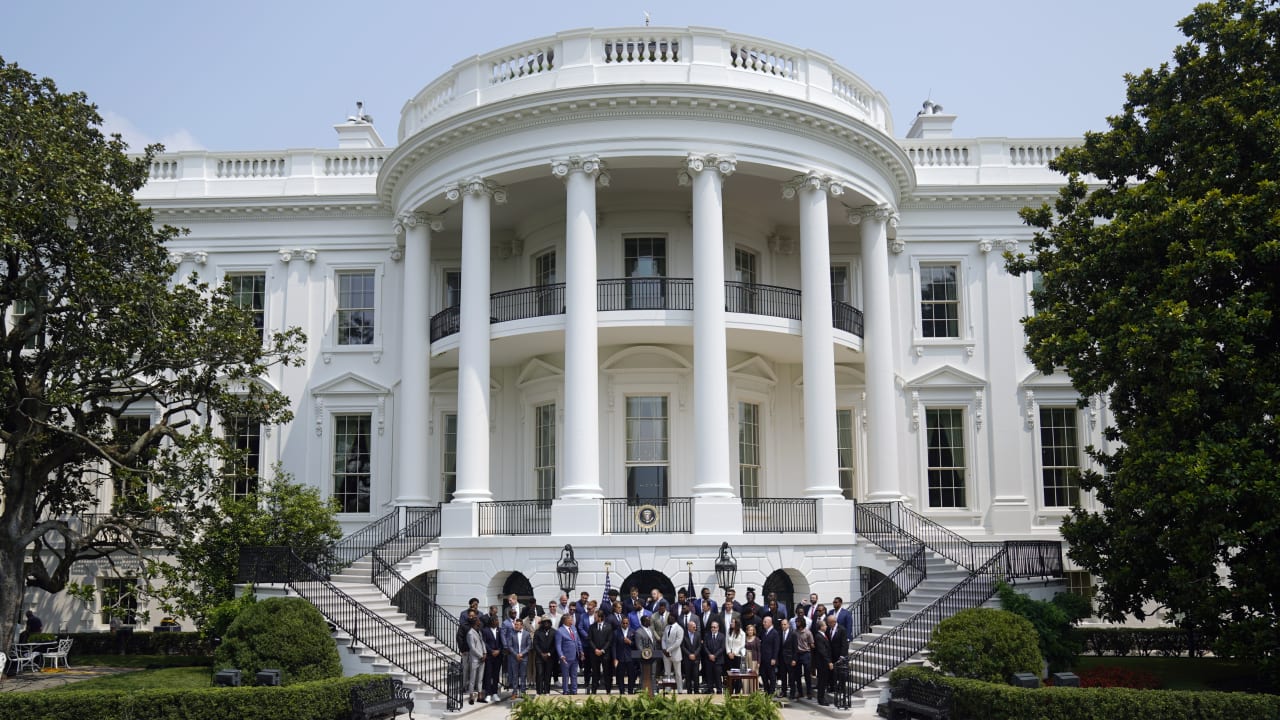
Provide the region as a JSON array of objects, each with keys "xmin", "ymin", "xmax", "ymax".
[{"xmin": 556, "ymin": 612, "xmax": 583, "ymax": 694}]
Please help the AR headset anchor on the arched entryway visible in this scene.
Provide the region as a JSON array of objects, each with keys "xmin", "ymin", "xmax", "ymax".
[
  {"xmin": 763, "ymin": 569, "xmax": 796, "ymax": 617},
  {"xmin": 620, "ymin": 570, "xmax": 676, "ymax": 605},
  {"xmin": 501, "ymin": 571, "xmax": 535, "ymax": 605}
]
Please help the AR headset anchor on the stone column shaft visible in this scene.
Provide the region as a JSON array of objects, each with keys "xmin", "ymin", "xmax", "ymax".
[
  {"xmin": 854, "ymin": 205, "xmax": 900, "ymax": 501},
  {"xmin": 395, "ymin": 212, "xmax": 440, "ymax": 505}
]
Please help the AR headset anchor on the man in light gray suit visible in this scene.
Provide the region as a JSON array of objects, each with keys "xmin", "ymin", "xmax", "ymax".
[
  {"xmin": 660, "ymin": 613, "xmax": 684, "ymax": 691},
  {"xmin": 465, "ymin": 618, "xmax": 485, "ymax": 705}
]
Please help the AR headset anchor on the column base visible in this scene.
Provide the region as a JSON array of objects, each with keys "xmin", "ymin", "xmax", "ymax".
[
  {"xmin": 440, "ymin": 502, "xmax": 478, "ymax": 538},
  {"xmin": 865, "ymin": 489, "xmax": 906, "ymax": 503},
  {"xmin": 693, "ymin": 496, "xmax": 743, "ymax": 535},
  {"xmin": 551, "ymin": 498, "xmax": 602, "ymax": 536},
  {"xmin": 816, "ymin": 497, "xmax": 855, "ymax": 536}
]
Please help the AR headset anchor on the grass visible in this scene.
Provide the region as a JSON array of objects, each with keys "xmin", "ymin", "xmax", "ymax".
[
  {"xmin": 73, "ymin": 654, "xmax": 213, "ymax": 668},
  {"xmin": 44, "ymin": 666, "xmax": 213, "ymax": 692},
  {"xmin": 1076, "ymin": 656, "xmax": 1267, "ymax": 692}
]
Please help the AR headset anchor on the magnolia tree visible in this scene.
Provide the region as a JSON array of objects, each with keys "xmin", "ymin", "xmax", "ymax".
[{"xmin": 0, "ymin": 57, "xmax": 303, "ymax": 633}]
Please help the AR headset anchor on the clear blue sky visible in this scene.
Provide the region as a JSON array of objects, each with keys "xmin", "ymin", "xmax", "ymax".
[{"xmin": 2, "ymin": 0, "xmax": 1202, "ymax": 151}]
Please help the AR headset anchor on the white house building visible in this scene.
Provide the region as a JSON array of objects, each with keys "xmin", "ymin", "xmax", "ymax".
[{"xmin": 37, "ymin": 26, "xmax": 1102, "ymax": 702}]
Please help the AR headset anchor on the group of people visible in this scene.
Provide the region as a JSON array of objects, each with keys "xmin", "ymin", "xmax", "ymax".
[{"xmin": 456, "ymin": 584, "xmax": 854, "ymax": 706}]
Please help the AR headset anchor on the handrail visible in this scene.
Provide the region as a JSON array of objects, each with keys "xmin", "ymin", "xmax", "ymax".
[
  {"xmin": 239, "ymin": 546, "xmax": 463, "ymax": 711},
  {"xmin": 854, "ymin": 502, "xmax": 925, "ymax": 564},
  {"xmin": 478, "ymin": 499, "xmax": 552, "ymax": 535},
  {"xmin": 371, "ymin": 549, "xmax": 461, "ymax": 655},
  {"xmin": 846, "ymin": 545, "xmax": 928, "ymax": 636},
  {"xmin": 376, "ymin": 506, "xmax": 442, "ymax": 569},
  {"xmin": 326, "ymin": 507, "xmax": 401, "ymax": 572},
  {"xmin": 742, "ymin": 497, "xmax": 818, "ymax": 533}
]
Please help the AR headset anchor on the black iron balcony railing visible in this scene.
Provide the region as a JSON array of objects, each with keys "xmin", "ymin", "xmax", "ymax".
[
  {"xmin": 478, "ymin": 499, "xmax": 552, "ymax": 536},
  {"xmin": 429, "ymin": 279, "xmax": 866, "ymax": 342},
  {"xmin": 742, "ymin": 497, "xmax": 817, "ymax": 533},
  {"xmin": 602, "ymin": 497, "xmax": 693, "ymax": 534}
]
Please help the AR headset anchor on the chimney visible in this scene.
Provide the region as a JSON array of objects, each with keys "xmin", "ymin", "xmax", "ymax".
[
  {"xmin": 333, "ymin": 101, "xmax": 385, "ymax": 149},
  {"xmin": 906, "ymin": 99, "xmax": 956, "ymax": 139}
]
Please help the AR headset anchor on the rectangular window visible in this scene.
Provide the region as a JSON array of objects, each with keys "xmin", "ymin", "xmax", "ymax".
[
  {"xmin": 738, "ymin": 402, "xmax": 761, "ymax": 499},
  {"xmin": 336, "ymin": 270, "xmax": 375, "ymax": 345},
  {"xmin": 624, "ymin": 237, "xmax": 667, "ymax": 309},
  {"xmin": 534, "ymin": 403, "xmax": 556, "ymax": 501},
  {"xmin": 1065, "ymin": 571, "xmax": 1094, "ymax": 605},
  {"xmin": 100, "ymin": 578, "xmax": 139, "ymax": 625},
  {"xmin": 1040, "ymin": 407, "xmax": 1081, "ymax": 507},
  {"xmin": 333, "ymin": 414, "xmax": 372, "ymax": 513},
  {"xmin": 113, "ymin": 416, "xmax": 152, "ymax": 509},
  {"xmin": 12, "ymin": 296, "xmax": 39, "ymax": 350},
  {"xmin": 533, "ymin": 252, "xmax": 558, "ymax": 315},
  {"xmin": 625, "ymin": 396, "xmax": 668, "ymax": 503},
  {"xmin": 837, "ymin": 409, "xmax": 855, "ymax": 500},
  {"xmin": 442, "ymin": 413, "xmax": 458, "ymax": 503},
  {"xmin": 730, "ymin": 249, "xmax": 759, "ymax": 313},
  {"xmin": 831, "ymin": 266, "xmax": 850, "ymax": 304},
  {"xmin": 228, "ymin": 272, "xmax": 266, "ymax": 338},
  {"xmin": 444, "ymin": 270, "xmax": 462, "ymax": 308},
  {"xmin": 920, "ymin": 264, "xmax": 960, "ymax": 338},
  {"xmin": 925, "ymin": 408, "xmax": 966, "ymax": 508},
  {"xmin": 225, "ymin": 415, "xmax": 261, "ymax": 498}
]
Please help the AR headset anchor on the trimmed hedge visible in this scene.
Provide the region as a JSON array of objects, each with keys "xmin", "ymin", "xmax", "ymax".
[
  {"xmin": 1078, "ymin": 627, "xmax": 1213, "ymax": 657},
  {"xmin": 890, "ymin": 666, "xmax": 1280, "ymax": 720},
  {"xmin": 512, "ymin": 692, "xmax": 781, "ymax": 720},
  {"xmin": 213, "ymin": 596, "xmax": 341, "ymax": 685},
  {"xmin": 0, "ymin": 674, "xmax": 376, "ymax": 720},
  {"xmin": 52, "ymin": 631, "xmax": 214, "ymax": 656}
]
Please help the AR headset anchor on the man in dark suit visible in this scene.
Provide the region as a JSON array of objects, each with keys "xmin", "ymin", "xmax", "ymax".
[
  {"xmin": 777, "ymin": 618, "xmax": 797, "ymax": 698},
  {"xmin": 758, "ymin": 616, "xmax": 782, "ymax": 695},
  {"xmin": 827, "ymin": 597, "xmax": 854, "ymax": 639},
  {"xmin": 482, "ymin": 616, "xmax": 504, "ymax": 702},
  {"xmin": 680, "ymin": 619, "xmax": 703, "ymax": 694},
  {"xmin": 622, "ymin": 586, "xmax": 644, "ymax": 615},
  {"xmin": 677, "ymin": 601, "xmax": 701, "ymax": 638},
  {"xmin": 692, "ymin": 586, "xmax": 718, "ymax": 615},
  {"xmin": 613, "ymin": 614, "xmax": 638, "ymax": 694},
  {"xmin": 766, "ymin": 591, "xmax": 789, "ymax": 620},
  {"xmin": 812, "ymin": 617, "xmax": 834, "ymax": 706},
  {"xmin": 588, "ymin": 610, "xmax": 615, "ymax": 694},
  {"xmin": 533, "ymin": 618, "xmax": 557, "ymax": 695},
  {"xmin": 821, "ymin": 615, "xmax": 848, "ymax": 701},
  {"xmin": 701, "ymin": 620, "xmax": 726, "ymax": 694}
]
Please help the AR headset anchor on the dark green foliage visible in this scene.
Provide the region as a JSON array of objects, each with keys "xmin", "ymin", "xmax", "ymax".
[
  {"xmin": 511, "ymin": 692, "xmax": 781, "ymax": 719},
  {"xmin": 1006, "ymin": 0, "xmax": 1280, "ymax": 685},
  {"xmin": 1077, "ymin": 626, "xmax": 1215, "ymax": 657},
  {"xmin": 998, "ymin": 584, "xmax": 1090, "ymax": 672},
  {"xmin": 40, "ymin": 630, "xmax": 213, "ymax": 656},
  {"xmin": 212, "ymin": 597, "xmax": 340, "ymax": 685},
  {"xmin": 891, "ymin": 666, "xmax": 1280, "ymax": 720},
  {"xmin": 202, "ymin": 591, "xmax": 257, "ymax": 646},
  {"xmin": 927, "ymin": 608, "xmax": 1043, "ymax": 683},
  {"xmin": 0, "ymin": 675, "xmax": 374, "ymax": 720}
]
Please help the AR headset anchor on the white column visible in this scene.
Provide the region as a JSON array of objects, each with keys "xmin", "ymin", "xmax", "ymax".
[
  {"xmin": 445, "ymin": 177, "xmax": 506, "ymax": 503},
  {"xmin": 394, "ymin": 211, "xmax": 441, "ymax": 506},
  {"xmin": 681, "ymin": 154, "xmax": 736, "ymax": 499},
  {"xmin": 785, "ymin": 173, "xmax": 843, "ymax": 498},
  {"xmin": 554, "ymin": 156, "xmax": 607, "ymax": 500},
  {"xmin": 851, "ymin": 204, "xmax": 900, "ymax": 501}
]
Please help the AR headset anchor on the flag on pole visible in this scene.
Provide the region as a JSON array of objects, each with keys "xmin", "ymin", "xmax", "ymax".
[
  {"xmin": 604, "ymin": 565, "xmax": 612, "ymax": 598},
  {"xmin": 686, "ymin": 565, "xmax": 695, "ymax": 601}
]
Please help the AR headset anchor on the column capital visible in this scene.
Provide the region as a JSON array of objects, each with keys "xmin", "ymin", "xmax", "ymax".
[
  {"xmin": 781, "ymin": 172, "xmax": 844, "ymax": 199},
  {"xmin": 677, "ymin": 153, "xmax": 736, "ymax": 185},
  {"xmin": 444, "ymin": 176, "xmax": 508, "ymax": 205},
  {"xmin": 846, "ymin": 203, "xmax": 897, "ymax": 225},
  {"xmin": 551, "ymin": 155, "xmax": 611, "ymax": 187},
  {"xmin": 393, "ymin": 211, "xmax": 444, "ymax": 236}
]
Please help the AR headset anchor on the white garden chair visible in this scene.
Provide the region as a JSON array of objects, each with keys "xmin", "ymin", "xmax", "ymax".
[
  {"xmin": 42, "ymin": 638, "xmax": 72, "ymax": 669},
  {"xmin": 8, "ymin": 645, "xmax": 38, "ymax": 673}
]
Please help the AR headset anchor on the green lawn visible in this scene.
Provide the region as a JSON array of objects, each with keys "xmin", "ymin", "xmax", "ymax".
[
  {"xmin": 45, "ymin": 666, "xmax": 213, "ymax": 692},
  {"xmin": 1076, "ymin": 656, "xmax": 1265, "ymax": 692},
  {"xmin": 73, "ymin": 654, "xmax": 213, "ymax": 668}
]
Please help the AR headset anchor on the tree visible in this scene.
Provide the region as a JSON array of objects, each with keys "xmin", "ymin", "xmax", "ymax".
[
  {"xmin": 0, "ymin": 58, "xmax": 302, "ymax": 636},
  {"xmin": 997, "ymin": 583, "xmax": 1091, "ymax": 673},
  {"xmin": 1008, "ymin": 0, "xmax": 1280, "ymax": 682},
  {"xmin": 155, "ymin": 477, "xmax": 341, "ymax": 626},
  {"xmin": 927, "ymin": 608, "xmax": 1043, "ymax": 683}
]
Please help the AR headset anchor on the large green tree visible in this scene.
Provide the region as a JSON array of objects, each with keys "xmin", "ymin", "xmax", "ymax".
[
  {"xmin": 0, "ymin": 58, "xmax": 302, "ymax": 634},
  {"xmin": 1009, "ymin": 0, "xmax": 1280, "ymax": 680}
]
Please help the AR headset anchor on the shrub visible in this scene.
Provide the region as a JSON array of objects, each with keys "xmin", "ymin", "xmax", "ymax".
[
  {"xmin": 56, "ymin": 630, "xmax": 214, "ymax": 656},
  {"xmin": 204, "ymin": 590, "xmax": 258, "ymax": 646},
  {"xmin": 1074, "ymin": 665, "xmax": 1161, "ymax": 689},
  {"xmin": 890, "ymin": 666, "xmax": 1280, "ymax": 720},
  {"xmin": 511, "ymin": 692, "xmax": 781, "ymax": 719},
  {"xmin": 927, "ymin": 608, "xmax": 1043, "ymax": 683},
  {"xmin": 0, "ymin": 674, "xmax": 373, "ymax": 720},
  {"xmin": 997, "ymin": 583, "xmax": 1090, "ymax": 672},
  {"xmin": 212, "ymin": 596, "xmax": 340, "ymax": 685},
  {"xmin": 1078, "ymin": 626, "xmax": 1214, "ymax": 657}
]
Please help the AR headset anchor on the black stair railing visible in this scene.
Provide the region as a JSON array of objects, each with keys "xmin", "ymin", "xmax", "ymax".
[
  {"xmin": 848, "ymin": 545, "xmax": 928, "ymax": 636},
  {"xmin": 325, "ymin": 507, "xmax": 402, "ymax": 572},
  {"xmin": 372, "ymin": 550, "xmax": 461, "ymax": 655},
  {"xmin": 239, "ymin": 546, "xmax": 463, "ymax": 711},
  {"xmin": 375, "ymin": 506, "xmax": 442, "ymax": 569}
]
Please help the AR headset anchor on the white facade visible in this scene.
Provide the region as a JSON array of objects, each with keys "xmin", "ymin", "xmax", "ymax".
[{"xmin": 43, "ymin": 27, "xmax": 1106, "ymax": 631}]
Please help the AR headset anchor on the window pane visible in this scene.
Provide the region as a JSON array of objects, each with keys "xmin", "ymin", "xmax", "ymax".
[
  {"xmin": 837, "ymin": 409, "xmax": 855, "ymax": 500},
  {"xmin": 333, "ymin": 414, "xmax": 372, "ymax": 513},
  {"xmin": 831, "ymin": 266, "xmax": 850, "ymax": 304},
  {"xmin": 534, "ymin": 403, "xmax": 556, "ymax": 501},
  {"xmin": 925, "ymin": 408, "xmax": 966, "ymax": 508},
  {"xmin": 625, "ymin": 396, "xmax": 668, "ymax": 502},
  {"xmin": 738, "ymin": 402, "xmax": 760, "ymax": 499},
  {"xmin": 1040, "ymin": 407, "xmax": 1081, "ymax": 507},
  {"xmin": 920, "ymin": 264, "xmax": 960, "ymax": 338},
  {"xmin": 224, "ymin": 415, "xmax": 261, "ymax": 498},
  {"xmin": 445, "ymin": 271, "xmax": 462, "ymax": 308},
  {"xmin": 442, "ymin": 413, "xmax": 457, "ymax": 503},
  {"xmin": 337, "ymin": 271, "xmax": 375, "ymax": 345},
  {"xmin": 228, "ymin": 273, "xmax": 266, "ymax": 338}
]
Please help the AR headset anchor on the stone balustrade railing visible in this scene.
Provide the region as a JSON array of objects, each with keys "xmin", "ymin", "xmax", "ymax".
[
  {"xmin": 399, "ymin": 26, "xmax": 893, "ymax": 141},
  {"xmin": 137, "ymin": 148, "xmax": 391, "ymax": 199},
  {"xmin": 899, "ymin": 138, "xmax": 1080, "ymax": 169}
]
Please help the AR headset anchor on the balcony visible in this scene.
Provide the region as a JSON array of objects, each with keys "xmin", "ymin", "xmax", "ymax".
[{"xmin": 429, "ymin": 279, "xmax": 863, "ymax": 342}]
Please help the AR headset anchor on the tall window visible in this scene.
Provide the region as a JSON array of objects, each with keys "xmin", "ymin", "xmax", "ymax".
[
  {"xmin": 625, "ymin": 396, "xmax": 668, "ymax": 503},
  {"xmin": 925, "ymin": 408, "xmax": 966, "ymax": 508},
  {"xmin": 113, "ymin": 416, "xmax": 152, "ymax": 509},
  {"xmin": 1065, "ymin": 571, "xmax": 1094, "ymax": 610},
  {"xmin": 100, "ymin": 578, "xmax": 138, "ymax": 625},
  {"xmin": 228, "ymin": 272, "xmax": 266, "ymax": 338},
  {"xmin": 1040, "ymin": 407, "xmax": 1081, "ymax": 507},
  {"xmin": 11, "ymin": 296, "xmax": 40, "ymax": 350},
  {"xmin": 441, "ymin": 413, "xmax": 458, "ymax": 503},
  {"xmin": 738, "ymin": 402, "xmax": 761, "ymax": 499},
  {"xmin": 837, "ymin": 409, "xmax": 856, "ymax": 500},
  {"xmin": 336, "ymin": 271, "xmax": 375, "ymax": 345},
  {"xmin": 534, "ymin": 251, "xmax": 558, "ymax": 315},
  {"xmin": 444, "ymin": 270, "xmax": 462, "ymax": 308},
  {"xmin": 224, "ymin": 415, "xmax": 261, "ymax": 498},
  {"xmin": 920, "ymin": 264, "xmax": 960, "ymax": 338},
  {"xmin": 731, "ymin": 249, "xmax": 759, "ymax": 313},
  {"xmin": 624, "ymin": 237, "xmax": 666, "ymax": 309},
  {"xmin": 534, "ymin": 403, "xmax": 556, "ymax": 501},
  {"xmin": 831, "ymin": 266, "xmax": 850, "ymax": 304},
  {"xmin": 333, "ymin": 414, "xmax": 371, "ymax": 513}
]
